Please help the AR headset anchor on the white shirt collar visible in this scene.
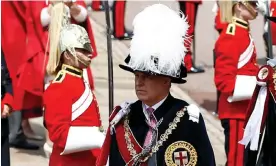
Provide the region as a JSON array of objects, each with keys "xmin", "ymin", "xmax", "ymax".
[{"xmin": 142, "ymin": 95, "xmax": 168, "ymax": 121}]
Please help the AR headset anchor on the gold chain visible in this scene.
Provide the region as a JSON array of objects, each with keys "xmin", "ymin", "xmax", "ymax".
[
  {"xmin": 124, "ymin": 118, "xmax": 138, "ymax": 157},
  {"xmin": 123, "ymin": 107, "xmax": 186, "ymax": 159},
  {"xmin": 152, "ymin": 108, "xmax": 185, "ymax": 153},
  {"xmin": 273, "ymin": 71, "xmax": 276, "ymax": 91}
]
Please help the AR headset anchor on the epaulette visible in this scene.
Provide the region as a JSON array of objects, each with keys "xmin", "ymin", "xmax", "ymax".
[
  {"xmin": 186, "ymin": 104, "xmax": 201, "ymax": 123},
  {"xmin": 52, "ymin": 71, "xmax": 65, "ymax": 84},
  {"xmin": 226, "ymin": 23, "xmax": 236, "ymax": 36},
  {"xmin": 110, "ymin": 101, "xmax": 133, "ymax": 134}
]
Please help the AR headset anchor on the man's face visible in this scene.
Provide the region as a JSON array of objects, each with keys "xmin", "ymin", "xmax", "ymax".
[
  {"xmin": 64, "ymin": 48, "xmax": 92, "ymax": 69},
  {"xmin": 238, "ymin": 2, "xmax": 258, "ymax": 20},
  {"xmin": 134, "ymin": 71, "xmax": 170, "ymax": 106},
  {"xmin": 74, "ymin": 48, "xmax": 92, "ymax": 68}
]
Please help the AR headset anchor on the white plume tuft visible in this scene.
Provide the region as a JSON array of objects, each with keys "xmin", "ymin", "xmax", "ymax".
[
  {"xmin": 257, "ymin": 0, "xmax": 270, "ymax": 15},
  {"xmin": 128, "ymin": 4, "xmax": 189, "ymax": 77}
]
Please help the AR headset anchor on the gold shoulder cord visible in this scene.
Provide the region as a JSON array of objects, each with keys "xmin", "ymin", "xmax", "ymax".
[{"xmin": 123, "ymin": 107, "xmax": 186, "ymax": 161}]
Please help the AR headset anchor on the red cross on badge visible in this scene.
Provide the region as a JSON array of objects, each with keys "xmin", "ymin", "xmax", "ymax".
[{"xmin": 174, "ymin": 151, "xmax": 188, "ymax": 166}]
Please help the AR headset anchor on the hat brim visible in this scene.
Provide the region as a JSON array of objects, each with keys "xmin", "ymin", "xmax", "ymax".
[
  {"xmin": 119, "ymin": 64, "xmax": 187, "ymax": 84},
  {"xmin": 267, "ymin": 16, "xmax": 276, "ymax": 23}
]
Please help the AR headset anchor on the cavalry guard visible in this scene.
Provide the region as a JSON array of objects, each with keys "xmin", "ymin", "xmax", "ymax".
[
  {"xmin": 214, "ymin": 1, "xmax": 259, "ymax": 165},
  {"xmin": 43, "ymin": 2, "xmax": 105, "ymax": 166}
]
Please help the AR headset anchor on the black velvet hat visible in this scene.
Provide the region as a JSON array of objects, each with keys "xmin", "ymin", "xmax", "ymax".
[
  {"xmin": 119, "ymin": 55, "xmax": 187, "ymax": 84},
  {"xmin": 118, "ymin": 4, "xmax": 189, "ymax": 84}
]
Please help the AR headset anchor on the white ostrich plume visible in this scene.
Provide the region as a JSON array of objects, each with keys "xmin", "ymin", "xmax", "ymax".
[{"xmin": 128, "ymin": 4, "xmax": 189, "ymax": 77}]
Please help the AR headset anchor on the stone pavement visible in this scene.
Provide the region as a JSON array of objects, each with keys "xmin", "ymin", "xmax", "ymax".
[{"xmin": 10, "ymin": 8, "xmax": 225, "ymax": 166}]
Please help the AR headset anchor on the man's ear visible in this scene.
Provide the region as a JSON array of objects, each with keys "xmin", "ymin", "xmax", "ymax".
[
  {"xmin": 63, "ymin": 51, "xmax": 70, "ymax": 60},
  {"xmin": 236, "ymin": 2, "xmax": 243, "ymax": 12}
]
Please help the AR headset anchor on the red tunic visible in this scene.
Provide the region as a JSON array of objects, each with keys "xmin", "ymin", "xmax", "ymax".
[
  {"xmin": 214, "ymin": 18, "xmax": 259, "ymax": 120},
  {"xmin": 178, "ymin": 0, "xmax": 202, "ymax": 71},
  {"xmin": 44, "ymin": 64, "xmax": 103, "ymax": 166}
]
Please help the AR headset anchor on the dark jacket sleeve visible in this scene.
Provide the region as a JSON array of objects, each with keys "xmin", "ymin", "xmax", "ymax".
[{"xmin": 194, "ymin": 114, "xmax": 216, "ymax": 166}]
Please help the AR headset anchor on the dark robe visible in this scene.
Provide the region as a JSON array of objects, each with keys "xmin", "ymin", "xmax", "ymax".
[
  {"xmin": 1, "ymin": 50, "xmax": 13, "ymax": 166},
  {"xmin": 245, "ymin": 94, "xmax": 276, "ymax": 166},
  {"xmin": 106, "ymin": 94, "xmax": 215, "ymax": 166}
]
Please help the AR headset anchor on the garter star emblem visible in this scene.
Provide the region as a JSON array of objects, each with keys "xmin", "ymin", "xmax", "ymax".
[{"xmin": 165, "ymin": 141, "xmax": 197, "ymax": 166}]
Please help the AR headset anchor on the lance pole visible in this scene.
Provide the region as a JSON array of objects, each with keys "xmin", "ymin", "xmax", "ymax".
[
  {"xmin": 104, "ymin": 1, "xmax": 114, "ymax": 115},
  {"xmin": 265, "ymin": 0, "xmax": 274, "ymax": 59}
]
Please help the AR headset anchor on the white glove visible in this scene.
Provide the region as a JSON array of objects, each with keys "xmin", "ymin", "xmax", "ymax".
[{"xmin": 257, "ymin": 0, "xmax": 268, "ymax": 15}]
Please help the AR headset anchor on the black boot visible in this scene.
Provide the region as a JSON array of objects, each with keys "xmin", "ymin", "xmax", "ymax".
[{"xmin": 187, "ymin": 66, "xmax": 205, "ymax": 74}]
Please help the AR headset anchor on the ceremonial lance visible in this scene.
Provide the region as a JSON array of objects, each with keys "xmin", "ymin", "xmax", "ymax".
[{"xmin": 104, "ymin": 1, "xmax": 114, "ymax": 115}]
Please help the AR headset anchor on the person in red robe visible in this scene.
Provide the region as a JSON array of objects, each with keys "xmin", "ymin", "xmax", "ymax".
[
  {"xmin": 20, "ymin": 0, "xmax": 98, "ymax": 97},
  {"xmin": 1, "ymin": 1, "xmax": 39, "ymax": 150},
  {"xmin": 178, "ymin": 0, "xmax": 205, "ymax": 73},
  {"xmin": 44, "ymin": 2, "xmax": 104, "ymax": 165},
  {"xmin": 91, "ymin": 0, "xmax": 104, "ymax": 11},
  {"xmin": 214, "ymin": 1, "xmax": 259, "ymax": 166},
  {"xmin": 18, "ymin": 0, "xmax": 99, "ymax": 157},
  {"xmin": 112, "ymin": 0, "xmax": 133, "ymax": 40},
  {"xmin": 271, "ymin": 1, "xmax": 276, "ymax": 46},
  {"xmin": 262, "ymin": 0, "xmax": 276, "ymax": 57}
]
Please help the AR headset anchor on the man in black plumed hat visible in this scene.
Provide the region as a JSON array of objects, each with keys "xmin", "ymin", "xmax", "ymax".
[{"xmin": 96, "ymin": 4, "xmax": 215, "ymax": 166}]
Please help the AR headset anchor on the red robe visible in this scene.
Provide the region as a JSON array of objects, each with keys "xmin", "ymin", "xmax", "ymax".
[
  {"xmin": 1, "ymin": 1, "xmax": 28, "ymax": 111},
  {"xmin": 178, "ymin": 0, "xmax": 202, "ymax": 71},
  {"xmin": 214, "ymin": 18, "xmax": 259, "ymax": 120},
  {"xmin": 16, "ymin": 1, "xmax": 98, "ymax": 117},
  {"xmin": 92, "ymin": 0, "xmax": 102, "ymax": 11},
  {"xmin": 44, "ymin": 64, "xmax": 103, "ymax": 166},
  {"xmin": 112, "ymin": 0, "xmax": 126, "ymax": 38}
]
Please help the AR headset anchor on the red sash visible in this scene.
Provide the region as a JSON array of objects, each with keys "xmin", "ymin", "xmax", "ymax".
[
  {"xmin": 97, "ymin": 107, "xmax": 148, "ymax": 166},
  {"xmin": 115, "ymin": 121, "xmax": 147, "ymax": 166},
  {"xmin": 96, "ymin": 106, "xmax": 120, "ymax": 166}
]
